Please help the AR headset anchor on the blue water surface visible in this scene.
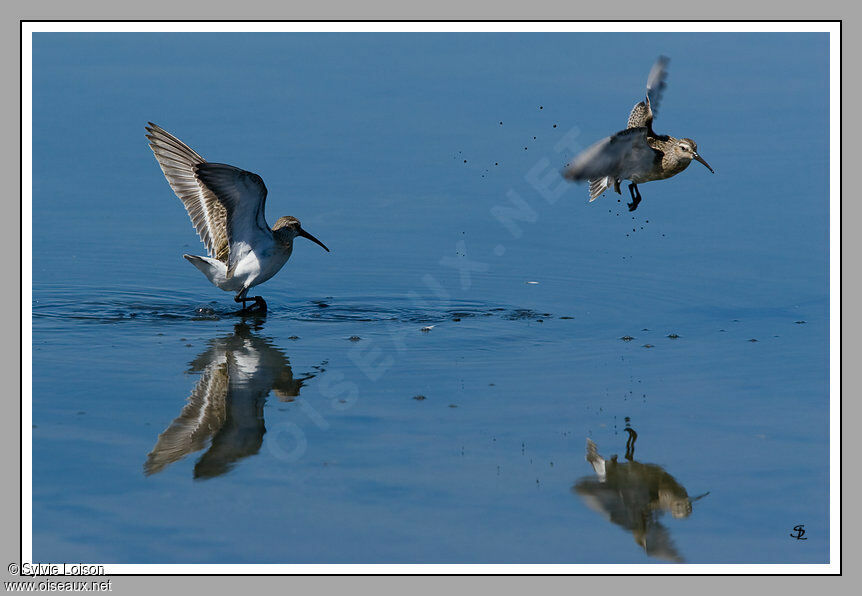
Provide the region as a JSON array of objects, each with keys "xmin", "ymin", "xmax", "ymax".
[{"xmin": 31, "ymin": 32, "xmax": 829, "ymax": 564}]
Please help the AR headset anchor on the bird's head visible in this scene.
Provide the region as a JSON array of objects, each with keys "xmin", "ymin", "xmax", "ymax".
[
  {"xmin": 674, "ymin": 138, "xmax": 714, "ymax": 173},
  {"xmin": 273, "ymin": 216, "xmax": 330, "ymax": 252}
]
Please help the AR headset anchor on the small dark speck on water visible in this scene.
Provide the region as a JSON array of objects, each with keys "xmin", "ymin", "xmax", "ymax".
[
  {"xmin": 667, "ymin": 334, "xmax": 680, "ymax": 339},
  {"xmin": 748, "ymin": 338, "xmax": 759, "ymax": 342},
  {"xmin": 463, "ymin": 159, "xmax": 467, "ymax": 163},
  {"xmin": 288, "ymin": 336, "xmax": 300, "ymax": 340},
  {"xmin": 185, "ymin": 343, "xmax": 193, "ymax": 347},
  {"xmin": 643, "ymin": 344, "xmax": 654, "ymax": 348},
  {"xmin": 316, "ymin": 303, "xmax": 329, "ymax": 308},
  {"xmin": 413, "ymin": 395, "xmax": 426, "ymax": 401},
  {"xmin": 348, "ymin": 336, "xmax": 362, "ymax": 342},
  {"xmin": 533, "ymin": 136, "xmax": 537, "ymax": 140},
  {"xmin": 553, "ymin": 124, "xmax": 557, "ymax": 128},
  {"xmin": 76, "ymin": 411, "xmax": 86, "ymax": 416},
  {"xmin": 499, "ymin": 121, "xmax": 503, "ymax": 125},
  {"xmin": 536, "ymin": 319, "xmax": 544, "ymax": 323},
  {"xmin": 620, "ymin": 336, "xmax": 635, "ymax": 341},
  {"xmin": 448, "ymin": 404, "xmax": 458, "ymax": 408},
  {"xmin": 795, "ymin": 320, "xmax": 807, "ymax": 324},
  {"xmin": 489, "ymin": 383, "xmax": 495, "ymax": 386},
  {"xmin": 524, "ymin": 147, "xmax": 528, "ymax": 151},
  {"xmin": 539, "ymin": 105, "xmax": 543, "ymax": 109},
  {"xmin": 452, "ymin": 317, "xmax": 461, "ymax": 322},
  {"xmin": 494, "ymin": 162, "xmax": 499, "ymax": 166},
  {"xmin": 560, "ymin": 316, "xmax": 574, "ymax": 319}
]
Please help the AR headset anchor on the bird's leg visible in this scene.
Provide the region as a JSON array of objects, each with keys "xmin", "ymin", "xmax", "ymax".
[
  {"xmin": 627, "ymin": 183, "xmax": 642, "ymax": 212},
  {"xmin": 624, "ymin": 428, "xmax": 638, "ymax": 462},
  {"xmin": 234, "ymin": 288, "xmax": 250, "ymax": 311}
]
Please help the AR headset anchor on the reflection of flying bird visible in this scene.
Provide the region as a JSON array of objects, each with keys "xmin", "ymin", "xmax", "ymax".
[
  {"xmin": 146, "ymin": 123, "xmax": 330, "ymax": 313},
  {"xmin": 144, "ymin": 323, "xmax": 322, "ymax": 479},
  {"xmin": 562, "ymin": 56, "xmax": 714, "ymax": 211},
  {"xmin": 573, "ymin": 429, "xmax": 708, "ymax": 562}
]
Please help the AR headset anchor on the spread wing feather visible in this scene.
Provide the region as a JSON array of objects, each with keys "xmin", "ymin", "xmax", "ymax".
[{"xmin": 146, "ymin": 123, "xmax": 230, "ymax": 263}]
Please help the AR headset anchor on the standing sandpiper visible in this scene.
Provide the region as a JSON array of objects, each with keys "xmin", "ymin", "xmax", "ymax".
[
  {"xmin": 562, "ymin": 56, "xmax": 714, "ymax": 211},
  {"xmin": 146, "ymin": 123, "xmax": 329, "ymax": 313}
]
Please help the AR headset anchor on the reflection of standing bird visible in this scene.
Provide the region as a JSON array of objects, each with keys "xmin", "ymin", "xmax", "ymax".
[
  {"xmin": 573, "ymin": 429, "xmax": 709, "ymax": 562},
  {"xmin": 143, "ymin": 323, "xmax": 322, "ymax": 479},
  {"xmin": 146, "ymin": 123, "xmax": 330, "ymax": 313},
  {"xmin": 562, "ymin": 57, "xmax": 714, "ymax": 211}
]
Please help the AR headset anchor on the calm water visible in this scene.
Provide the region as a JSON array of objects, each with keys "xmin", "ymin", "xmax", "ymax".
[{"xmin": 31, "ymin": 32, "xmax": 830, "ymax": 564}]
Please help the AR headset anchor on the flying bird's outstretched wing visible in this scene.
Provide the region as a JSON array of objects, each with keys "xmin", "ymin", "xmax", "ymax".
[
  {"xmin": 194, "ymin": 164, "xmax": 270, "ymax": 278},
  {"xmin": 562, "ymin": 127, "xmax": 659, "ymax": 185},
  {"xmin": 146, "ymin": 123, "xmax": 230, "ymax": 263},
  {"xmin": 627, "ymin": 56, "xmax": 670, "ymax": 133}
]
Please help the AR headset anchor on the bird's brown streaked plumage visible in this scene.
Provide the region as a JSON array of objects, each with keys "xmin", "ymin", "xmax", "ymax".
[
  {"xmin": 562, "ymin": 56, "xmax": 713, "ymax": 211},
  {"xmin": 626, "ymin": 55, "xmax": 669, "ymax": 135}
]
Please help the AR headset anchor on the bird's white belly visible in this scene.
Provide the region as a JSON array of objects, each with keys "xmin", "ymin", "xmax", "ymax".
[{"xmin": 230, "ymin": 242, "xmax": 292, "ymax": 291}]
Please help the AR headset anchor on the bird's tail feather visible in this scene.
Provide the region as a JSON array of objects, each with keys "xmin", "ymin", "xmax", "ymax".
[
  {"xmin": 585, "ymin": 438, "xmax": 607, "ymax": 480},
  {"xmin": 589, "ymin": 176, "xmax": 614, "ymax": 201}
]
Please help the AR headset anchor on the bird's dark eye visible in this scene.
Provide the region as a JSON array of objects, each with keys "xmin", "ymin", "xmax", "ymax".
[{"xmin": 681, "ymin": 145, "xmax": 688, "ymax": 151}]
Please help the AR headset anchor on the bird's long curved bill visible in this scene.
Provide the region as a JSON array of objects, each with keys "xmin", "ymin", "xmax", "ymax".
[
  {"xmin": 693, "ymin": 153, "xmax": 714, "ymax": 173},
  {"xmin": 298, "ymin": 228, "xmax": 330, "ymax": 252}
]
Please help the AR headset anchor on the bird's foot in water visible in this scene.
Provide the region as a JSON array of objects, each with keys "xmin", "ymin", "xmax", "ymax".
[
  {"xmin": 627, "ymin": 199, "xmax": 640, "ymax": 212},
  {"xmin": 234, "ymin": 295, "xmax": 267, "ymax": 316}
]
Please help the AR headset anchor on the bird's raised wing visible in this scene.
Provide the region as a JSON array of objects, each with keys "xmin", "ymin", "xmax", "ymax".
[
  {"xmin": 146, "ymin": 123, "xmax": 230, "ymax": 263},
  {"xmin": 194, "ymin": 163, "xmax": 269, "ymax": 278},
  {"xmin": 626, "ymin": 56, "xmax": 669, "ymax": 132},
  {"xmin": 562, "ymin": 127, "xmax": 658, "ymax": 183},
  {"xmin": 645, "ymin": 55, "xmax": 669, "ymax": 116}
]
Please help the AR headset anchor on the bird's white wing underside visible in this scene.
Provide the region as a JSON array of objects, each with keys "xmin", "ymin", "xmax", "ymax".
[
  {"xmin": 146, "ymin": 123, "xmax": 230, "ymax": 262},
  {"xmin": 193, "ymin": 164, "xmax": 270, "ymax": 277}
]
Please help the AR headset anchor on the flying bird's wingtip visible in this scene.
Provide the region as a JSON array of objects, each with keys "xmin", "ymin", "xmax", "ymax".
[{"xmin": 560, "ymin": 165, "xmax": 577, "ymax": 181}]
